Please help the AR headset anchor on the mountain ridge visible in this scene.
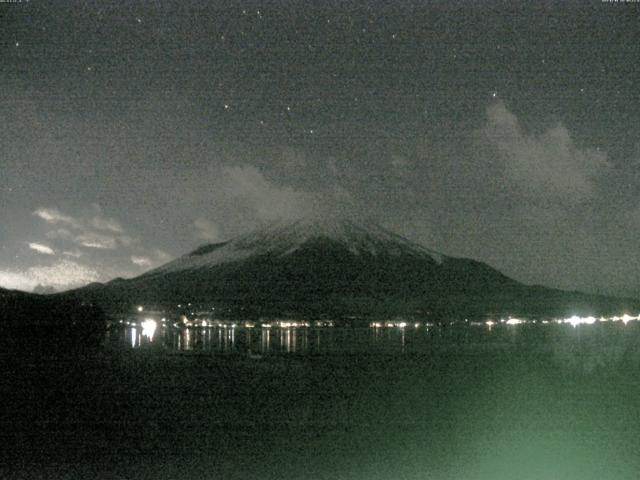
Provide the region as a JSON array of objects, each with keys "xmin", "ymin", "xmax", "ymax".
[
  {"xmin": 142, "ymin": 217, "xmax": 444, "ymax": 279},
  {"xmin": 65, "ymin": 217, "xmax": 640, "ymax": 320}
]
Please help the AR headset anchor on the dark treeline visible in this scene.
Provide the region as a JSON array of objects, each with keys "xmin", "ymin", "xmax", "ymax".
[{"xmin": 0, "ymin": 288, "xmax": 106, "ymax": 350}]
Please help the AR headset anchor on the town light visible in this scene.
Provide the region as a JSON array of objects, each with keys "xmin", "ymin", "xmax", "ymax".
[{"xmin": 141, "ymin": 319, "xmax": 157, "ymax": 338}]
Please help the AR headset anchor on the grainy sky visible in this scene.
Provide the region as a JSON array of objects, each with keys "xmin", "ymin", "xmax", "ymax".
[{"xmin": 1, "ymin": 0, "xmax": 639, "ymax": 295}]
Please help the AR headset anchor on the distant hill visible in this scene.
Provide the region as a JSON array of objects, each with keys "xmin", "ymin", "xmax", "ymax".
[
  {"xmin": 33, "ymin": 284, "xmax": 57, "ymax": 295},
  {"xmin": 0, "ymin": 287, "xmax": 106, "ymax": 348},
  {"xmin": 65, "ymin": 217, "xmax": 640, "ymax": 320}
]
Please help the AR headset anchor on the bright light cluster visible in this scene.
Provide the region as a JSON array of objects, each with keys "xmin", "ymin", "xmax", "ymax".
[
  {"xmin": 274, "ymin": 321, "xmax": 311, "ymax": 328},
  {"xmin": 484, "ymin": 313, "xmax": 640, "ymax": 328},
  {"xmin": 563, "ymin": 315, "xmax": 596, "ymax": 327},
  {"xmin": 369, "ymin": 321, "xmax": 425, "ymax": 329},
  {"xmin": 141, "ymin": 318, "xmax": 157, "ymax": 338},
  {"xmin": 505, "ymin": 318, "xmax": 525, "ymax": 325}
]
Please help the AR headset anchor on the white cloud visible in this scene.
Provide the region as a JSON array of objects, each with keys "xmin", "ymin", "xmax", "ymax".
[
  {"xmin": 75, "ymin": 232, "xmax": 118, "ymax": 249},
  {"xmin": 90, "ymin": 215, "xmax": 124, "ymax": 233},
  {"xmin": 194, "ymin": 217, "xmax": 221, "ymax": 241},
  {"xmin": 33, "ymin": 208, "xmax": 81, "ymax": 228},
  {"xmin": 28, "ymin": 205, "xmax": 169, "ymax": 282},
  {"xmin": 483, "ymin": 101, "xmax": 609, "ymax": 205},
  {"xmin": 32, "ymin": 206, "xmax": 136, "ymax": 250},
  {"xmin": 0, "ymin": 260, "xmax": 100, "ymax": 292},
  {"xmin": 34, "ymin": 206, "xmax": 133, "ymax": 249},
  {"xmin": 131, "ymin": 249, "xmax": 172, "ymax": 269},
  {"xmin": 221, "ymin": 165, "xmax": 315, "ymax": 221},
  {"xmin": 28, "ymin": 242, "xmax": 55, "ymax": 255},
  {"xmin": 131, "ymin": 256, "xmax": 153, "ymax": 267}
]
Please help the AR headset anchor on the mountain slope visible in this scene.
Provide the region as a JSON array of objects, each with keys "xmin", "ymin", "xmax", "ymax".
[
  {"xmin": 68, "ymin": 218, "xmax": 640, "ymax": 319},
  {"xmin": 142, "ymin": 217, "xmax": 444, "ymax": 277}
]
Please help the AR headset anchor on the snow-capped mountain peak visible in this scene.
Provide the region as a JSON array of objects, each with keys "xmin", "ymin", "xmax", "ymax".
[{"xmin": 144, "ymin": 217, "xmax": 444, "ymax": 276}]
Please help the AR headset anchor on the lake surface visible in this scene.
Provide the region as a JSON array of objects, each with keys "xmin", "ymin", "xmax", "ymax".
[
  {"xmin": 108, "ymin": 322, "xmax": 511, "ymax": 355},
  {"xmin": 3, "ymin": 321, "xmax": 640, "ymax": 479}
]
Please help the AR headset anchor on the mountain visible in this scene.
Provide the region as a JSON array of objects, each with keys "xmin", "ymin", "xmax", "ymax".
[{"xmin": 67, "ymin": 218, "xmax": 639, "ymax": 320}]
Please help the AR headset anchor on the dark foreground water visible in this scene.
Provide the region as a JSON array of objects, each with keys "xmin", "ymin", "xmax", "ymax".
[{"xmin": 3, "ymin": 322, "xmax": 640, "ymax": 479}]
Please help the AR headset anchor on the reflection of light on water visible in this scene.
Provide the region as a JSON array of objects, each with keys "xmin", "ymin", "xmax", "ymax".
[
  {"xmin": 218, "ymin": 325, "xmax": 235, "ymax": 352},
  {"xmin": 261, "ymin": 328, "xmax": 270, "ymax": 353},
  {"xmin": 113, "ymin": 312, "xmax": 640, "ymax": 357},
  {"xmin": 141, "ymin": 319, "xmax": 157, "ymax": 339},
  {"xmin": 129, "ymin": 327, "xmax": 138, "ymax": 348},
  {"xmin": 276, "ymin": 327, "xmax": 297, "ymax": 353},
  {"xmin": 181, "ymin": 328, "xmax": 192, "ymax": 351}
]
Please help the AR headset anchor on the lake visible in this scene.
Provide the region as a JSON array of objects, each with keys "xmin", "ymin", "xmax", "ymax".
[{"xmin": 3, "ymin": 320, "xmax": 640, "ymax": 479}]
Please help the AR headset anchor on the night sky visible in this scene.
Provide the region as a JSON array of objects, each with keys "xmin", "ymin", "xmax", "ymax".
[{"xmin": 1, "ymin": 0, "xmax": 639, "ymax": 295}]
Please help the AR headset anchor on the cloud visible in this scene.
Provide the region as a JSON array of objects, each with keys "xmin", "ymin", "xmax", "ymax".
[
  {"xmin": 221, "ymin": 165, "xmax": 315, "ymax": 221},
  {"xmin": 130, "ymin": 249, "xmax": 172, "ymax": 270},
  {"xmin": 194, "ymin": 217, "xmax": 222, "ymax": 241},
  {"xmin": 482, "ymin": 101, "xmax": 609, "ymax": 205},
  {"xmin": 33, "ymin": 208, "xmax": 81, "ymax": 228},
  {"xmin": 75, "ymin": 232, "xmax": 118, "ymax": 249},
  {"xmin": 131, "ymin": 256, "xmax": 153, "ymax": 267},
  {"xmin": 0, "ymin": 260, "xmax": 100, "ymax": 292},
  {"xmin": 33, "ymin": 206, "xmax": 134, "ymax": 250},
  {"xmin": 28, "ymin": 242, "xmax": 55, "ymax": 255},
  {"xmin": 90, "ymin": 215, "xmax": 124, "ymax": 233},
  {"xmin": 27, "ymin": 205, "xmax": 171, "ymax": 282}
]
